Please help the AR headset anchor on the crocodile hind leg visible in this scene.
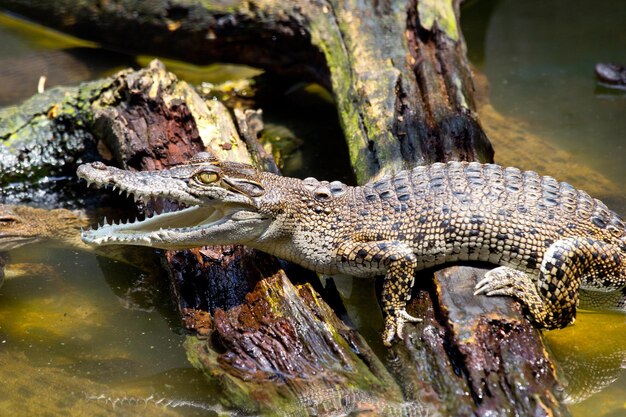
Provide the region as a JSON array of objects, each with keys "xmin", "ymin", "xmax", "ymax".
[
  {"xmin": 335, "ymin": 240, "xmax": 420, "ymax": 346},
  {"xmin": 475, "ymin": 238, "xmax": 626, "ymax": 328}
]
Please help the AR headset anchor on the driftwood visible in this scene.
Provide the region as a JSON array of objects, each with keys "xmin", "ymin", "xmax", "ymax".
[{"xmin": 0, "ymin": 0, "xmax": 572, "ymax": 415}]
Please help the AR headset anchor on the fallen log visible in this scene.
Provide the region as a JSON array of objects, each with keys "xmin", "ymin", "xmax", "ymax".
[{"xmin": 0, "ymin": 0, "xmax": 493, "ymax": 182}]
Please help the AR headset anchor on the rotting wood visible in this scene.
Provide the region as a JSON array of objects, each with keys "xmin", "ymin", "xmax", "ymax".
[
  {"xmin": 185, "ymin": 271, "xmax": 439, "ymax": 416},
  {"xmin": 390, "ymin": 267, "xmax": 568, "ymax": 416}
]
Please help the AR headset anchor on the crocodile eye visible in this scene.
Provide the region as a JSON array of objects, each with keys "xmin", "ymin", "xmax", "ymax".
[{"xmin": 196, "ymin": 171, "xmax": 219, "ymax": 184}]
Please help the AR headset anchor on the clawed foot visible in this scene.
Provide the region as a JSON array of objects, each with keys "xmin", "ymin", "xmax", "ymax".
[
  {"xmin": 383, "ymin": 309, "xmax": 422, "ymax": 347},
  {"xmin": 474, "ymin": 266, "xmax": 528, "ymax": 298},
  {"xmin": 474, "ymin": 266, "xmax": 556, "ymax": 328}
]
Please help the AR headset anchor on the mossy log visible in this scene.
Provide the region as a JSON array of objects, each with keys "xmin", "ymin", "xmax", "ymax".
[
  {"xmin": 0, "ymin": 0, "xmax": 493, "ymax": 183},
  {"xmin": 0, "ymin": 0, "xmax": 572, "ymax": 415}
]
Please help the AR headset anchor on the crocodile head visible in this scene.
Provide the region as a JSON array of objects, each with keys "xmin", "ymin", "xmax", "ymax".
[
  {"xmin": 77, "ymin": 153, "xmax": 275, "ymax": 249},
  {"xmin": 0, "ymin": 205, "xmax": 40, "ymax": 250}
]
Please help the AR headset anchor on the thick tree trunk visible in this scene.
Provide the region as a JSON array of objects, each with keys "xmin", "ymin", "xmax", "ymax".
[{"xmin": 0, "ymin": 0, "xmax": 571, "ymax": 415}]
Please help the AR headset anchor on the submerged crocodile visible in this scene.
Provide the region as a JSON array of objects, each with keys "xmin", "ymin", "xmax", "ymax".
[
  {"xmin": 0, "ymin": 204, "xmax": 89, "ymax": 289},
  {"xmin": 77, "ymin": 153, "xmax": 626, "ymax": 345}
]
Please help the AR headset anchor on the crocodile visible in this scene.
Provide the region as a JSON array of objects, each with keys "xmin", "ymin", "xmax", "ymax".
[{"xmin": 77, "ymin": 153, "xmax": 626, "ymax": 345}]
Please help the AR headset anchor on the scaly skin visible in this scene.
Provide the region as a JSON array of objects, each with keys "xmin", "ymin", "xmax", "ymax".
[
  {"xmin": 0, "ymin": 204, "xmax": 88, "ymax": 251},
  {"xmin": 0, "ymin": 204, "xmax": 157, "ymax": 275},
  {"xmin": 78, "ymin": 153, "xmax": 626, "ymax": 345}
]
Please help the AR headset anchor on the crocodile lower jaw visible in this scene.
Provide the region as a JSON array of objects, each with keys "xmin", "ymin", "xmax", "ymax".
[{"xmin": 81, "ymin": 205, "xmax": 224, "ymax": 246}]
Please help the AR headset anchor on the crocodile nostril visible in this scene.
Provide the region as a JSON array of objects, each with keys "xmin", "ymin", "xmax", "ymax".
[{"xmin": 92, "ymin": 161, "xmax": 108, "ymax": 170}]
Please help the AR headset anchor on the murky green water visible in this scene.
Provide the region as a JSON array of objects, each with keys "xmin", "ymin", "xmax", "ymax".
[
  {"xmin": 1, "ymin": 1, "xmax": 626, "ymax": 415},
  {"xmin": 0, "ymin": 247, "xmax": 220, "ymax": 416}
]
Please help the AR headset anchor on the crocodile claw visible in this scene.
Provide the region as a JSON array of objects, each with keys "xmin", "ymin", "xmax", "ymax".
[
  {"xmin": 474, "ymin": 266, "xmax": 528, "ymax": 297},
  {"xmin": 383, "ymin": 309, "xmax": 422, "ymax": 347}
]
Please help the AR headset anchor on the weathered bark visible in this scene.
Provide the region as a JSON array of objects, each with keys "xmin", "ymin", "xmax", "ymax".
[
  {"xmin": 0, "ymin": 0, "xmax": 572, "ymax": 415},
  {"xmin": 184, "ymin": 271, "xmax": 439, "ymax": 416},
  {"xmin": 0, "ymin": 0, "xmax": 493, "ymax": 183},
  {"xmin": 390, "ymin": 267, "xmax": 568, "ymax": 416}
]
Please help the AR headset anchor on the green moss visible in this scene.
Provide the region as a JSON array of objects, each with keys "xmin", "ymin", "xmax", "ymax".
[
  {"xmin": 417, "ymin": 0, "xmax": 459, "ymax": 41},
  {"xmin": 0, "ymin": 73, "xmax": 125, "ymax": 185}
]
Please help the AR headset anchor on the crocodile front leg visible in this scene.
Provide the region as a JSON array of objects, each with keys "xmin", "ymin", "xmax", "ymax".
[
  {"xmin": 335, "ymin": 240, "xmax": 421, "ymax": 346},
  {"xmin": 476, "ymin": 238, "xmax": 626, "ymax": 328}
]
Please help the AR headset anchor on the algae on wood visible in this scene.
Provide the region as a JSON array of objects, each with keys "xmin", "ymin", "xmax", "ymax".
[{"xmin": 0, "ymin": 0, "xmax": 492, "ymax": 183}]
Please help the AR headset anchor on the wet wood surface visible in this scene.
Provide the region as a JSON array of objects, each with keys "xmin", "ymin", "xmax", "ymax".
[{"xmin": 390, "ymin": 267, "xmax": 568, "ymax": 416}]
